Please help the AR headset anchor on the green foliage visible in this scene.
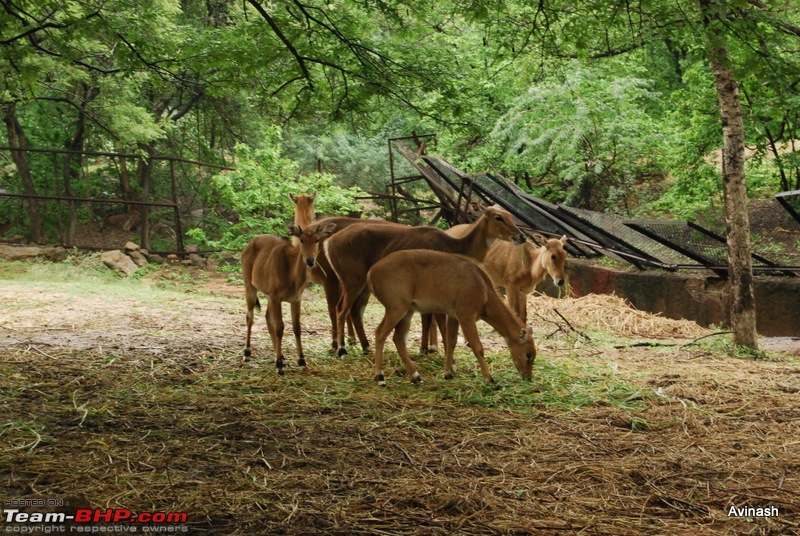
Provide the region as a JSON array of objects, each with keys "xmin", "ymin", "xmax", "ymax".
[
  {"xmin": 475, "ymin": 60, "xmax": 671, "ymax": 214},
  {"xmin": 3, "ymin": 0, "xmax": 800, "ymax": 249},
  {"xmin": 283, "ymin": 127, "xmax": 391, "ymax": 193},
  {"xmin": 187, "ymin": 129, "xmax": 365, "ymax": 252}
]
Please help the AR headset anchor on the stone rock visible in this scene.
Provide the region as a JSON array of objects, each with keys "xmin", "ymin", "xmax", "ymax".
[
  {"xmin": 127, "ymin": 249, "xmax": 149, "ymax": 268},
  {"xmin": 124, "ymin": 241, "xmax": 140, "ymax": 252},
  {"xmin": 0, "ymin": 244, "xmax": 68, "ymax": 262},
  {"xmin": 214, "ymin": 251, "xmax": 239, "ymax": 266},
  {"xmin": 100, "ymin": 250, "xmax": 139, "ymax": 276},
  {"xmin": 148, "ymin": 253, "xmax": 165, "ymax": 265},
  {"xmin": 188, "ymin": 254, "xmax": 207, "ymax": 268}
]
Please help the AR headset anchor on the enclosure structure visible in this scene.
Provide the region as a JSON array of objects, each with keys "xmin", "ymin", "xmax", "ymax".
[
  {"xmin": 388, "ymin": 135, "xmax": 800, "ymax": 278},
  {"xmin": 0, "ymin": 146, "xmax": 234, "ymax": 255},
  {"xmin": 388, "ymin": 135, "xmax": 800, "ymax": 335}
]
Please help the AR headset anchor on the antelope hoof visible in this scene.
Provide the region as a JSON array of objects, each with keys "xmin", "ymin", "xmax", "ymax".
[
  {"xmin": 337, "ymin": 347, "xmax": 348, "ymax": 358},
  {"xmin": 444, "ymin": 372, "xmax": 454, "ymax": 380},
  {"xmin": 410, "ymin": 371, "xmax": 422, "ymax": 384},
  {"xmin": 243, "ymin": 348, "xmax": 251, "ymax": 358},
  {"xmin": 375, "ymin": 372, "xmax": 387, "ymax": 387},
  {"xmin": 276, "ymin": 355, "xmax": 285, "ymax": 375},
  {"xmin": 361, "ymin": 345, "xmax": 371, "ymax": 355},
  {"xmin": 297, "ymin": 355, "xmax": 306, "ymax": 368}
]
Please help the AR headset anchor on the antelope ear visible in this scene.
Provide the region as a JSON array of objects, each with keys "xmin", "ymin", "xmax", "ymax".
[
  {"xmin": 286, "ymin": 224, "xmax": 302, "ymax": 237},
  {"xmin": 518, "ymin": 327, "xmax": 528, "ymax": 344},
  {"xmin": 560, "ymin": 235, "xmax": 568, "ymax": 245},
  {"xmin": 533, "ymin": 233, "xmax": 545, "ymax": 244},
  {"xmin": 316, "ymin": 222, "xmax": 337, "ymax": 238},
  {"xmin": 289, "ymin": 193, "xmax": 299, "ymax": 204}
]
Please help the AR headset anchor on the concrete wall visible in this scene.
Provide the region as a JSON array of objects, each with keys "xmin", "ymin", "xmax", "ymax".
[{"xmin": 561, "ymin": 259, "xmax": 800, "ymax": 337}]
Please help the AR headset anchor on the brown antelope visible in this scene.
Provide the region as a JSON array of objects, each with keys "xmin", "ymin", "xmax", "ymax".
[
  {"xmin": 421, "ymin": 229, "xmax": 568, "ymax": 353},
  {"xmin": 324, "ymin": 204, "xmax": 526, "ymax": 357},
  {"xmin": 289, "ymin": 192, "xmax": 402, "ymax": 352},
  {"xmin": 311, "ymin": 218, "xmax": 404, "ymax": 352},
  {"xmin": 367, "ymin": 250, "xmax": 536, "ymax": 385},
  {"xmin": 482, "ymin": 235, "xmax": 568, "ymax": 323},
  {"xmin": 447, "ymin": 224, "xmax": 569, "ymax": 323},
  {"xmin": 241, "ymin": 223, "xmax": 336, "ymax": 374},
  {"xmin": 289, "ymin": 192, "xmax": 316, "ymax": 247}
]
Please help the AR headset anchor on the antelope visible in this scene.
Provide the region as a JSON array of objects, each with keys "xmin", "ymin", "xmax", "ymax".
[
  {"xmin": 289, "ymin": 192, "xmax": 401, "ymax": 352},
  {"xmin": 367, "ymin": 249, "xmax": 536, "ymax": 385},
  {"xmin": 289, "ymin": 192, "xmax": 316, "ymax": 247},
  {"xmin": 324, "ymin": 204, "xmax": 526, "ymax": 357},
  {"xmin": 482, "ymin": 235, "xmax": 568, "ymax": 323},
  {"xmin": 241, "ymin": 223, "xmax": 336, "ymax": 374},
  {"xmin": 447, "ymin": 224, "xmax": 569, "ymax": 323},
  {"xmin": 420, "ymin": 228, "xmax": 568, "ymax": 353}
]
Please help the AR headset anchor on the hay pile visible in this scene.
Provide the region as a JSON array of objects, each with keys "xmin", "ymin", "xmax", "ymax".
[
  {"xmin": 528, "ymin": 293, "xmax": 711, "ymax": 339},
  {"xmin": 3, "ymin": 273, "xmax": 798, "ymax": 535}
]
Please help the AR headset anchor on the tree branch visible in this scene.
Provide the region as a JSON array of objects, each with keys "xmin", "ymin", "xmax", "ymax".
[{"xmin": 246, "ymin": 0, "xmax": 314, "ymax": 88}]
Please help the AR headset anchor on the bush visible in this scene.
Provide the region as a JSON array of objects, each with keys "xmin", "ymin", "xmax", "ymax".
[{"xmin": 186, "ymin": 129, "xmax": 365, "ymax": 252}]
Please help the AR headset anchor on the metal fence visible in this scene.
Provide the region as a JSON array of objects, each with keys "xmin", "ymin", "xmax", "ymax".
[
  {"xmin": 0, "ymin": 146, "xmax": 234, "ymax": 255},
  {"xmin": 389, "ymin": 136, "xmax": 800, "ymax": 278}
]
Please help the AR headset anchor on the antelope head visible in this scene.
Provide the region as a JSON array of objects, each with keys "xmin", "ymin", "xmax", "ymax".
[
  {"xmin": 288, "ymin": 223, "xmax": 336, "ymax": 268},
  {"xmin": 481, "ymin": 204, "xmax": 526, "ymax": 245},
  {"xmin": 509, "ymin": 325, "xmax": 536, "ymax": 380}
]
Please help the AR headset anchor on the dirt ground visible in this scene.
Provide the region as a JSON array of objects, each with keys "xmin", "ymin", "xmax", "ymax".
[{"xmin": 1, "ymin": 264, "xmax": 799, "ymax": 535}]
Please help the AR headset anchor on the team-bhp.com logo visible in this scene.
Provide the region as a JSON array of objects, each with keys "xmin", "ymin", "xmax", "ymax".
[{"xmin": 3, "ymin": 507, "xmax": 188, "ymax": 532}]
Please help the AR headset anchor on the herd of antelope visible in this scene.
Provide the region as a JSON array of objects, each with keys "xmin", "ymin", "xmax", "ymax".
[{"xmin": 240, "ymin": 192, "xmax": 568, "ymax": 385}]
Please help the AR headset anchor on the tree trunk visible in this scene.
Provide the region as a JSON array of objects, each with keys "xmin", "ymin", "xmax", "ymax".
[
  {"xmin": 3, "ymin": 102, "xmax": 43, "ymax": 243},
  {"xmin": 135, "ymin": 143, "xmax": 155, "ymax": 251},
  {"xmin": 62, "ymin": 84, "xmax": 99, "ymax": 247},
  {"xmin": 701, "ymin": 0, "xmax": 758, "ymax": 348}
]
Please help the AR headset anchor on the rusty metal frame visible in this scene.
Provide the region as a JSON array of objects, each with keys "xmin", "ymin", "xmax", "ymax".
[{"xmin": 0, "ymin": 146, "xmax": 234, "ymax": 256}]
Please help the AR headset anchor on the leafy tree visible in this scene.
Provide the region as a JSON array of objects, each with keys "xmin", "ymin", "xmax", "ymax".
[
  {"xmin": 463, "ymin": 0, "xmax": 800, "ymax": 349},
  {"xmin": 479, "ymin": 60, "xmax": 669, "ymax": 214},
  {"xmin": 186, "ymin": 128, "xmax": 365, "ymax": 251}
]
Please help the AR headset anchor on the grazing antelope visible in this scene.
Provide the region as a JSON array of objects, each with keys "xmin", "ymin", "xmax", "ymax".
[
  {"xmin": 324, "ymin": 204, "xmax": 526, "ymax": 357},
  {"xmin": 367, "ymin": 250, "xmax": 536, "ymax": 385},
  {"xmin": 241, "ymin": 223, "xmax": 336, "ymax": 374},
  {"xmin": 421, "ymin": 228, "xmax": 568, "ymax": 352}
]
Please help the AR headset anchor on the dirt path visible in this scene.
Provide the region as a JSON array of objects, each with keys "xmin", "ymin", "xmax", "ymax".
[{"xmin": 1, "ymin": 267, "xmax": 798, "ymax": 535}]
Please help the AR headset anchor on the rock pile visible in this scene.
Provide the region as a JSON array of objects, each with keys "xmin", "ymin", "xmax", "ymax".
[
  {"xmin": 0, "ymin": 244, "xmax": 68, "ymax": 263},
  {"xmin": 1, "ymin": 242, "xmax": 229, "ymax": 276},
  {"xmin": 99, "ymin": 242, "xmax": 154, "ymax": 276}
]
